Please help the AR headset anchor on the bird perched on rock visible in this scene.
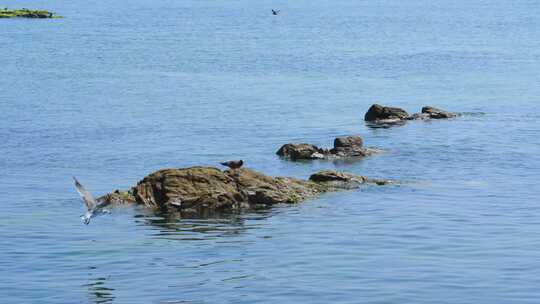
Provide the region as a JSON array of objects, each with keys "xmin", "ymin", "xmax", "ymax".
[
  {"xmin": 220, "ymin": 160, "xmax": 244, "ymax": 170},
  {"xmin": 272, "ymin": 9, "xmax": 280, "ymax": 15},
  {"xmin": 73, "ymin": 177, "xmax": 111, "ymax": 225}
]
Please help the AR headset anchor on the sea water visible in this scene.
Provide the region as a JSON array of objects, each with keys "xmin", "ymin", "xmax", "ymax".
[{"xmin": 1, "ymin": 0, "xmax": 540, "ymax": 303}]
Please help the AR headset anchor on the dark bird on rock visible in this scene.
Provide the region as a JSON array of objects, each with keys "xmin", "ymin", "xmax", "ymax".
[
  {"xmin": 272, "ymin": 9, "xmax": 280, "ymax": 15},
  {"xmin": 220, "ymin": 160, "xmax": 244, "ymax": 169}
]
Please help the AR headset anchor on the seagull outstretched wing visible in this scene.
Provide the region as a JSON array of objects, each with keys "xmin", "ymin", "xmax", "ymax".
[{"xmin": 73, "ymin": 177, "xmax": 97, "ymax": 210}]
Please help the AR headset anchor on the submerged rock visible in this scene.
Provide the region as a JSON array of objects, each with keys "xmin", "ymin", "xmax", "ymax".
[
  {"xmin": 99, "ymin": 166, "xmax": 391, "ymax": 213},
  {"xmin": 421, "ymin": 106, "xmax": 457, "ymax": 119},
  {"xmin": 0, "ymin": 8, "xmax": 59, "ymax": 18},
  {"xmin": 309, "ymin": 170, "xmax": 393, "ymax": 188},
  {"xmin": 277, "ymin": 136, "xmax": 382, "ymax": 161}
]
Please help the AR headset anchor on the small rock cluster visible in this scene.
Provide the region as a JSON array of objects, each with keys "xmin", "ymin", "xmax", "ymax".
[
  {"xmin": 276, "ymin": 136, "xmax": 382, "ymax": 161},
  {"xmin": 100, "ymin": 104, "xmax": 456, "ymax": 214},
  {"xmin": 364, "ymin": 104, "xmax": 457, "ymax": 124}
]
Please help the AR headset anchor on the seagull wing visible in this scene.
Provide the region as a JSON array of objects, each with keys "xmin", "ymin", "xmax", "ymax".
[
  {"xmin": 95, "ymin": 197, "xmax": 111, "ymax": 209},
  {"xmin": 73, "ymin": 177, "xmax": 97, "ymax": 210}
]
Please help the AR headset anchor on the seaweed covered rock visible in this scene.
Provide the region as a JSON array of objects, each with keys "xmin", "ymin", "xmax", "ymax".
[
  {"xmin": 0, "ymin": 8, "xmax": 59, "ymax": 18},
  {"xmin": 131, "ymin": 167, "xmax": 246, "ymax": 211},
  {"xmin": 364, "ymin": 104, "xmax": 410, "ymax": 122},
  {"xmin": 278, "ymin": 136, "xmax": 382, "ymax": 161},
  {"xmin": 99, "ymin": 167, "xmax": 391, "ymax": 213},
  {"xmin": 231, "ymin": 168, "xmax": 323, "ymax": 206}
]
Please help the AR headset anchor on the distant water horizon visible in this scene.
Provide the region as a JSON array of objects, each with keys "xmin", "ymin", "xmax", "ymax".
[{"xmin": 1, "ymin": 0, "xmax": 540, "ymax": 303}]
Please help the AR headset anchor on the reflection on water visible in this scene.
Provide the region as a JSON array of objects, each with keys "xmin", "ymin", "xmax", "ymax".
[
  {"xmin": 364, "ymin": 120, "xmax": 408, "ymax": 129},
  {"xmin": 364, "ymin": 112, "xmax": 486, "ymax": 129},
  {"xmin": 84, "ymin": 276, "xmax": 114, "ymax": 304},
  {"xmin": 133, "ymin": 209, "xmax": 274, "ymax": 241}
]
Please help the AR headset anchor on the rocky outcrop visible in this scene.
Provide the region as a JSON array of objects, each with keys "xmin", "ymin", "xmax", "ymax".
[
  {"xmin": 0, "ymin": 8, "xmax": 59, "ymax": 18},
  {"xmin": 364, "ymin": 104, "xmax": 410, "ymax": 122},
  {"xmin": 99, "ymin": 166, "xmax": 391, "ymax": 212},
  {"xmin": 277, "ymin": 136, "xmax": 382, "ymax": 161},
  {"xmin": 364, "ymin": 104, "xmax": 457, "ymax": 124}
]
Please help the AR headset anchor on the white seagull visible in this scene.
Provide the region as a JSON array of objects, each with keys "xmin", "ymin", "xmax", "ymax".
[{"xmin": 73, "ymin": 177, "xmax": 110, "ymax": 225}]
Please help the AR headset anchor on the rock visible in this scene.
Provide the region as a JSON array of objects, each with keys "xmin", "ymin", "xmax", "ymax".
[
  {"xmin": 131, "ymin": 167, "xmax": 246, "ymax": 211},
  {"xmin": 309, "ymin": 170, "xmax": 361, "ymax": 183},
  {"xmin": 330, "ymin": 135, "xmax": 371, "ymax": 157},
  {"xmin": 364, "ymin": 104, "xmax": 457, "ymax": 123},
  {"xmin": 276, "ymin": 143, "xmax": 326, "ymax": 160},
  {"xmin": 334, "ymin": 136, "xmax": 363, "ymax": 149},
  {"xmin": 0, "ymin": 8, "xmax": 59, "ymax": 18},
  {"xmin": 99, "ymin": 167, "xmax": 392, "ymax": 213},
  {"xmin": 278, "ymin": 136, "xmax": 382, "ymax": 161},
  {"xmin": 309, "ymin": 170, "xmax": 394, "ymax": 189},
  {"xmin": 232, "ymin": 168, "xmax": 322, "ymax": 205},
  {"xmin": 364, "ymin": 104, "xmax": 410, "ymax": 122},
  {"xmin": 99, "ymin": 190, "xmax": 136, "ymax": 205},
  {"xmin": 421, "ymin": 106, "xmax": 456, "ymax": 119},
  {"xmin": 407, "ymin": 113, "xmax": 431, "ymax": 120}
]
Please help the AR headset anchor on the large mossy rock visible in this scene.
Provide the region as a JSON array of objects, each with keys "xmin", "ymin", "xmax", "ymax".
[
  {"xmin": 100, "ymin": 166, "xmax": 390, "ymax": 213},
  {"xmin": 132, "ymin": 167, "xmax": 245, "ymax": 211}
]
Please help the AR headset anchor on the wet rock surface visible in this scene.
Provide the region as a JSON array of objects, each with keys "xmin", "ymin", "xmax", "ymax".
[
  {"xmin": 364, "ymin": 104, "xmax": 410, "ymax": 122},
  {"xmin": 276, "ymin": 143, "xmax": 326, "ymax": 160},
  {"xmin": 421, "ymin": 106, "xmax": 457, "ymax": 119},
  {"xmin": 277, "ymin": 136, "xmax": 382, "ymax": 161},
  {"xmin": 365, "ymin": 104, "xmax": 457, "ymax": 124},
  {"xmin": 99, "ymin": 167, "xmax": 391, "ymax": 212}
]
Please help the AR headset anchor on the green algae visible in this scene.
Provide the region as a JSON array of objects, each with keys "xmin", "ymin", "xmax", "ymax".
[{"xmin": 0, "ymin": 8, "xmax": 61, "ymax": 19}]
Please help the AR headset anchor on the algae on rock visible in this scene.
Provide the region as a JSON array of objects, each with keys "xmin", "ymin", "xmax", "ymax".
[
  {"xmin": 99, "ymin": 167, "xmax": 393, "ymax": 214},
  {"xmin": 0, "ymin": 8, "xmax": 60, "ymax": 18}
]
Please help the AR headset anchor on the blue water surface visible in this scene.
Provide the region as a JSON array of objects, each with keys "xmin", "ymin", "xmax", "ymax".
[{"xmin": 1, "ymin": 0, "xmax": 540, "ymax": 303}]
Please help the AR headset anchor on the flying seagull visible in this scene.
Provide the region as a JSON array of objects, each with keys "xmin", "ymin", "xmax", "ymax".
[
  {"xmin": 220, "ymin": 160, "xmax": 244, "ymax": 170},
  {"xmin": 272, "ymin": 9, "xmax": 280, "ymax": 15},
  {"xmin": 73, "ymin": 177, "xmax": 110, "ymax": 225}
]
